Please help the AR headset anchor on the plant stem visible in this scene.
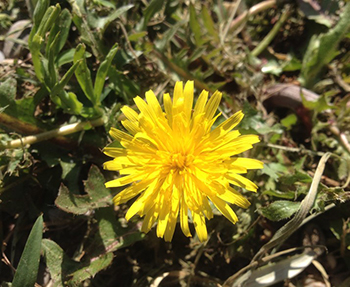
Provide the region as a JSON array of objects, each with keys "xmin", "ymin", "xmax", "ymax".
[
  {"xmin": 329, "ymin": 125, "xmax": 350, "ymax": 155},
  {"xmin": 1, "ymin": 116, "xmax": 105, "ymax": 150},
  {"xmin": 251, "ymin": 8, "xmax": 291, "ymax": 57}
]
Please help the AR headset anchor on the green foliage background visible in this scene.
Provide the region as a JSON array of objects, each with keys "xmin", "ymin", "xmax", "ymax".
[{"xmin": 0, "ymin": 0, "xmax": 350, "ymax": 286}]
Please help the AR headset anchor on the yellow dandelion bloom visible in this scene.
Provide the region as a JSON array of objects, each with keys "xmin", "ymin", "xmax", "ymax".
[{"xmin": 104, "ymin": 81, "xmax": 263, "ymax": 242}]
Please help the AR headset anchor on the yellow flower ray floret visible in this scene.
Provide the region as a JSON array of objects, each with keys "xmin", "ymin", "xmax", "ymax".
[{"xmin": 104, "ymin": 81, "xmax": 263, "ymax": 242}]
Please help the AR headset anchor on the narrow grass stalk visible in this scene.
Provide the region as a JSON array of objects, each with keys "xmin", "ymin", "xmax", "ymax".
[
  {"xmin": 251, "ymin": 8, "xmax": 291, "ymax": 57},
  {"xmin": 221, "ymin": 0, "xmax": 241, "ymax": 43}
]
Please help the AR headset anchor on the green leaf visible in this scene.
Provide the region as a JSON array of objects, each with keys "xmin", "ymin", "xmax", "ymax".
[
  {"xmin": 55, "ymin": 184, "xmax": 93, "ymax": 214},
  {"xmin": 299, "ymin": 2, "xmax": 350, "ymax": 88},
  {"xmin": 55, "ymin": 165, "xmax": 112, "ymax": 214},
  {"xmin": 68, "ymin": 0, "xmax": 105, "ymax": 59},
  {"xmin": 12, "ymin": 215, "xmax": 43, "ymax": 287},
  {"xmin": 97, "ymin": 4, "xmax": 134, "ymax": 34},
  {"xmin": 282, "ymin": 55, "xmax": 302, "ymax": 72},
  {"xmin": 36, "ymin": 5, "xmax": 61, "ymax": 39},
  {"xmin": 42, "ymin": 239, "xmax": 113, "ymax": 286},
  {"xmin": 338, "ymin": 157, "xmax": 350, "ymax": 180},
  {"xmin": 56, "ymin": 92, "xmax": 83, "ymax": 115},
  {"xmin": 201, "ymin": 5, "xmax": 218, "ymax": 41},
  {"xmin": 86, "ymin": 207, "xmax": 122, "ymax": 257},
  {"xmin": 95, "ymin": 208, "xmax": 120, "ymax": 249},
  {"xmin": 94, "ymin": 43, "xmax": 118, "ymax": 100},
  {"xmin": 93, "ymin": 0, "xmax": 116, "ymax": 8},
  {"xmin": 50, "ymin": 61, "xmax": 79, "ymax": 97},
  {"xmin": 240, "ymin": 103, "xmax": 284, "ymax": 135},
  {"xmin": 30, "ymin": 34, "xmax": 45, "ymax": 82},
  {"xmin": 262, "ymin": 190, "xmax": 295, "ymax": 200},
  {"xmin": 128, "ymin": 31, "xmax": 147, "ymax": 42},
  {"xmin": 261, "ymin": 58, "xmax": 283, "ymax": 76},
  {"xmin": 29, "ymin": 0, "xmax": 50, "ymax": 45},
  {"xmin": 56, "ymin": 49, "xmax": 76, "ymax": 66},
  {"xmin": 47, "ymin": 31, "xmax": 60, "ymax": 86},
  {"xmin": 155, "ymin": 20, "xmax": 184, "ymax": 51},
  {"xmin": 329, "ymin": 219, "xmax": 350, "ymax": 250},
  {"xmin": 86, "ymin": 206, "xmax": 144, "ymax": 258},
  {"xmin": 56, "ymin": 49, "xmax": 92, "ymax": 67},
  {"xmin": 189, "ymin": 4, "xmax": 204, "ymax": 46},
  {"xmin": 301, "ymin": 92, "xmax": 333, "ymax": 113},
  {"xmin": 0, "ymin": 77, "xmax": 16, "ymax": 109},
  {"xmin": 32, "ymin": 0, "xmax": 50, "ymax": 27},
  {"xmin": 141, "ymin": 0, "xmax": 164, "ymax": 30},
  {"xmin": 50, "ymin": 60, "xmax": 83, "ymax": 114},
  {"xmin": 42, "ymin": 239, "xmax": 77, "ymax": 287},
  {"xmin": 74, "ymin": 44, "xmax": 97, "ymax": 105},
  {"xmin": 281, "ymin": 113, "xmax": 298, "ymax": 130},
  {"xmin": 261, "ymin": 163, "xmax": 289, "ymax": 181},
  {"xmin": 108, "ymin": 67, "xmax": 140, "ymax": 104},
  {"xmin": 0, "ymin": 78, "xmax": 41, "ymax": 126},
  {"xmin": 260, "ymin": 201, "xmax": 300, "ymax": 221},
  {"xmin": 80, "ymin": 106, "xmax": 103, "ymax": 118},
  {"xmin": 279, "ymin": 172, "xmax": 312, "ymax": 185},
  {"xmin": 69, "ymin": 253, "xmax": 113, "ymax": 285},
  {"xmin": 46, "ymin": 9, "xmax": 72, "ymax": 57},
  {"xmin": 59, "ymin": 158, "xmax": 81, "ymax": 193},
  {"xmin": 56, "ymin": 9, "xmax": 72, "ymax": 54}
]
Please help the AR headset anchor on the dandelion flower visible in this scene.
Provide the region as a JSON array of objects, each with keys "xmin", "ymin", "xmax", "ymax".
[{"xmin": 104, "ymin": 81, "xmax": 263, "ymax": 242}]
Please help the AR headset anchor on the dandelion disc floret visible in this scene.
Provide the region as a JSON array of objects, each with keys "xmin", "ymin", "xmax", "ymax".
[{"xmin": 103, "ymin": 81, "xmax": 263, "ymax": 242}]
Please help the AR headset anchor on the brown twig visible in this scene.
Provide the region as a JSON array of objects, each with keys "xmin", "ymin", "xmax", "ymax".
[
  {"xmin": 229, "ymin": 0, "xmax": 277, "ymax": 32},
  {"xmin": 329, "ymin": 125, "xmax": 350, "ymax": 155}
]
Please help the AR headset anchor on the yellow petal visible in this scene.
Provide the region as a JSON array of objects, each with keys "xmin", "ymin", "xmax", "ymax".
[
  {"xmin": 145, "ymin": 90, "xmax": 163, "ymax": 118},
  {"xmin": 183, "ymin": 80, "xmax": 194, "ymax": 121},
  {"xmin": 134, "ymin": 96, "xmax": 158, "ymax": 124},
  {"xmin": 109, "ymin": 127, "xmax": 133, "ymax": 142},
  {"xmin": 141, "ymin": 205, "xmax": 157, "ymax": 233},
  {"xmin": 156, "ymin": 197, "xmax": 170, "ymax": 238},
  {"xmin": 105, "ymin": 173, "xmax": 144, "ymax": 188},
  {"xmin": 163, "ymin": 92, "xmax": 173, "ymax": 127},
  {"xmin": 193, "ymin": 90, "xmax": 208, "ymax": 119},
  {"xmin": 226, "ymin": 173, "xmax": 258, "ymax": 192},
  {"xmin": 230, "ymin": 158, "xmax": 264, "ymax": 170},
  {"xmin": 173, "ymin": 81, "xmax": 183, "ymax": 105},
  {"xmin": 192, "ymin": 212, "xmax": 207, "ymax": 242},
  {"xmin": 113, "ymin": 180, "xmax": 152, "ymax": 205},
  {"xmin": 180, "ymin": 197, "xmax": 191, "ymax": 237},
  {"xmin": 125, "ymin": 200, "xmax": 143, "ymax": 221},
  {"xmin": 201, "ymin": 195, "xmax": 214, "ymax": 219},
  {"xmin": 209, "ymin": 195, "xmax": 238, "ymax": 224},
  {"xmin": 217, "ymin": 186, "xmax": 251, "ymax": 208},
  {"xmin": 103, "ymin": 159, "xmax": 131, "ymax": 171},
  {"xmin": 204, "ymin": 90, "xmax": 222, "ymax": 121},
  {"xmin": 122, "ymin": 119, "xmax": 140, "ymax": 135},
  {"xmin": 210, "ymin": 111, "xmax": 244, "ymax": 139},
  {"xmin": 103, "ymin": 147, "xmax": 127, "ymax": 158},
  {"xmin": 121, "ymin": 106, "xmax": 139, "ymax": 122},
  {"xmin": 164, "ymin": 185, "xmax": 180, "ymax": 242}
]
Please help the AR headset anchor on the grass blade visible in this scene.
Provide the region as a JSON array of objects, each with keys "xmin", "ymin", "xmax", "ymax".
[
  {"xmin": 94, "ymin": 43, "xmax": 118, "ymax": 99},
  {"xmin": 12, "ymin": 215, "xmax": 43, "ymax": 287}
]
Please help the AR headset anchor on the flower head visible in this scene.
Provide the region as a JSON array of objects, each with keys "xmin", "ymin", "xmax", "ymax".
[{"xmin": 104, "ymin": 81, "xmax": 263, "ymax": 242}]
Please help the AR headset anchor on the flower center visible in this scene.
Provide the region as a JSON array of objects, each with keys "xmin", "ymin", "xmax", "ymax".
[{"xmin": 169, "ymin": 153, "xmax": 194, "ymax": 171}]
